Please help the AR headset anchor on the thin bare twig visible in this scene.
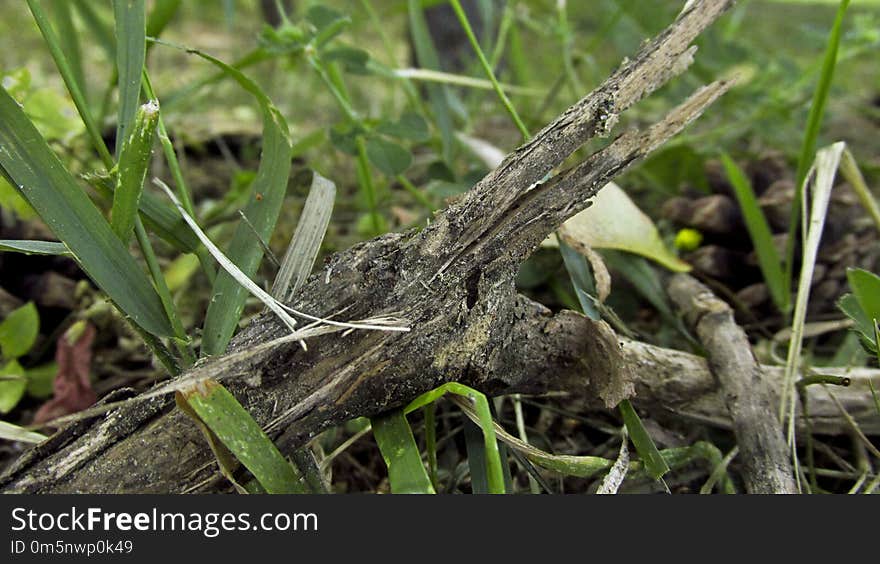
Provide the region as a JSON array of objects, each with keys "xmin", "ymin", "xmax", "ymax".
[{"xmin": 668, "ymin": 274, "xmax": 797, "ymax": 494}]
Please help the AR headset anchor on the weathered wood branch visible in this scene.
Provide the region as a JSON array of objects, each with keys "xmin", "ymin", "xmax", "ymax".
[
  {"xmin": 3, "ymin": 293, "xmax": 877, "ymax": 493},
  {"xmin": 1, "ymin": 0, "xmax": 815, "ymax": 493},
  {"xmin": 619, "ymin": 340, "xmax": 880, "ymax": 437},
  {"xmin": 667, "ymin": 274, "xmax": 797, "ymax": 493}
]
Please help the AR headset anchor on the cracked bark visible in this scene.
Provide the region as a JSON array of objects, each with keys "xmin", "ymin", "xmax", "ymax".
[{"xmin": 0, "ymin": 0, "xmax": 819, "ymax": 493}]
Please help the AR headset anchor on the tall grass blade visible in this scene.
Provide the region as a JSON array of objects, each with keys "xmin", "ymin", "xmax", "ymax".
[
  {"xmin": 464, "ymin": 419, "xmax": 490, "ymax": 493},
  {"xmin": 619, "ymin": 399, "xmax": 670, "ymax": 480},
  {"xmin": 782, "ymin": 142, "xmax": 846, "ymax": 450},
  {"xmin": 406, "ymin": 382, "xmax": 505, "ymax": 494},
  {"xmin": 25, "ymin": 0, "xmax": 113, "ymax": 167},
  {"xmin": 0, "ymin": 240, "xmax": 70, "ymax": 256},
  {"xmin": 71, "ymin": 1, "xmax": 116, "ymax": 61},
  {"xmin": 839, "ymin": 148, "xmax": 880, "ymax": 233},
  {"xmin": 0, "ymin": 421, "xmax": 47, "ymax": 444},
  {"xmin": 450, "ymin": 0, "xmax": 529, "ymax": 140},
  {"xmin": 113, "ymin": 0, "xmax": 147, "ymax": 156},
  {"xmin": 149, "ymin": 42, "xmax": 293, "ymax": 356},
  {"xmin": 721, "ymin": 153, "xmax": 789, "ymax": 312},
  {"xmin": 0, "ymin": 86, "xmax": 173, "ymax": 338},
  {"xmin": 29, "ymin": 0, "xmax": 196, "ymax": 254},
  {"xmin": 146, "ymin": 0, "xmax": 181, "ymax": 42},
  {"xmin": 182, "ymin": 380, "xmax": 308, "ymax": 493},
  {"xmin": 407, "ymin": 0, "xmax": 455, "ymax": 163},
  {"xmin": 785, "ymin": 0, "xmax": 850, "ymax": 290},
  {"xmin": 371, "ymin": 410, "xmax": 436, "ymax": 494},
  {"xmin": 111, "ymin": 100, "xmax": 159, "ymax": 244},
  {"xmin": 50, "ymin": 0, "xmax": 86, "ymax": 106},
  {"xmin": 559, "ymin": 241, "xmax": 601, "ymax": 320},
  {"xmin": 271, "ymin": 173, "xmax": 336, "ymax": 301}
]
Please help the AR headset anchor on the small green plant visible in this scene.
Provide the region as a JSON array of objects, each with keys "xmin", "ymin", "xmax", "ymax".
[
  {"xmin": 839, "ymin": 268, "xmax": 880, "ymax": 358},
  {"xmin": 260, "ymin": 4, "xmax": 435, "ymax": 236},
  {"xmin": 0, "ymin": 302, "xmax": 56, "ymax": 414}
]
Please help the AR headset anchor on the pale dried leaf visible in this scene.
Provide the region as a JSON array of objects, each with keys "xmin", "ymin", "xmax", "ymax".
[{"xmin": 559, "ymin": 182, "xmax": 690, "ymax": 272}]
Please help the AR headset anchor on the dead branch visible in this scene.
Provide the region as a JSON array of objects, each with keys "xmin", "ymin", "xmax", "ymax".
[
  {"xmin": 667, "ymin": 274, "xmax": 797, "ymax": 493},
  {"xmin": 618, "ymin": 339, "xmax": 880, "ymax": 437}
]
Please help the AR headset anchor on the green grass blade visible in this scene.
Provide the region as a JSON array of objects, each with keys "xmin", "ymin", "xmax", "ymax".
[
  {"xmin": 371, "ymin": 409, "xmax": 436, "ymax": 494},
  {"xmin": 152, "ymin": 44, "xmax": 293, "ymax": 356},
  {"xmin": 785, "ymin": 0, "xmax": 850, "ymax": 290},
  {"xmin": 839, "ymin": 149, "xmax": 880, "ymax": 234},
  {"xmin": 161, "ymin": 49, "xmax": 271, "ymax": 113},
  {"xmin": 619, "ymin": 399, "xmax": 669, "ymax": 480},
  {"xmin": 25, "ymin": 0, "xmax": 114, "ymax": 167},
  {"xmin": 138, "ymin": 192, "xmax": 200, "ymax": 252},
  {"xmin": 113, "ymin": 0, "xmax": 147, "ymax": 156},
  {"xmin": 29, "ymin": 0, "xmax": 198, "ymax": 255},
  {"xmin": 85, "ymin": 159, "xmax": 201, "ymax": 255},
  {"xmin": 183, "ymin": 380, "xmax": 308, "ymax": 494},
  {"xmin": 450, "ymin": 395, "xmax": 613, "ymax": 479},
  {"xmin": 111, "ymin": 100, "xmax": 159, "ymax": 244},
  {"xmin": 601, "ymin": 250, "xmax": 696, "ymax": 344},
  {"xmin": 0, "ymin": 420, "xmax": 47, "ymax": 444},
  {"xmin": 407, "ymin": 0, "xmax": 455, "ymax": 163},
  {"xmin": 464, "ymin": 419, "xmax": 490, "ymax": 493},
  {"xmin": 86, "ymin": 168, "xmax": 199, "ymax": 253},
  {"xmin": 450, "ymin": 0, "xmax": 529, "ymax": 140},
  {"xmin": 559, "ymin": 240, "xmax": 601, "ymax": 320},
  {"xmin": 71, "ymin": 0, "xmax": 116, "ymax": 61},
  {"xmin": 0, "ymin": 86, "xmax": 173, "ymax": 338},
  {"xmin": 146, "ymin": 0, "xmax": 181, "ymax": 41},
  {"xmin": 405, "ymin": 382, "xmax": 505, "ymax": 494},
  {"xmin": 50, "ymin": 0, "xmax": 86, "ymax": 106},
  {"xmin": 794, "ymin": 0, "xmax": 850, "ymax": 190},
  {"xmin": 781, "ymin": 143, "xmax": 845, "ymax": 436},
  {"xmin": 0, "ymin": 240, "xmax": 70, "ymax": 256},
  {"xmin": 140, "ymin": 71, "xmax": 199, "ymax": 220},
  {"xmin": 721, "ymin": 153, "xmax": 789, "ymax": 312}
]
